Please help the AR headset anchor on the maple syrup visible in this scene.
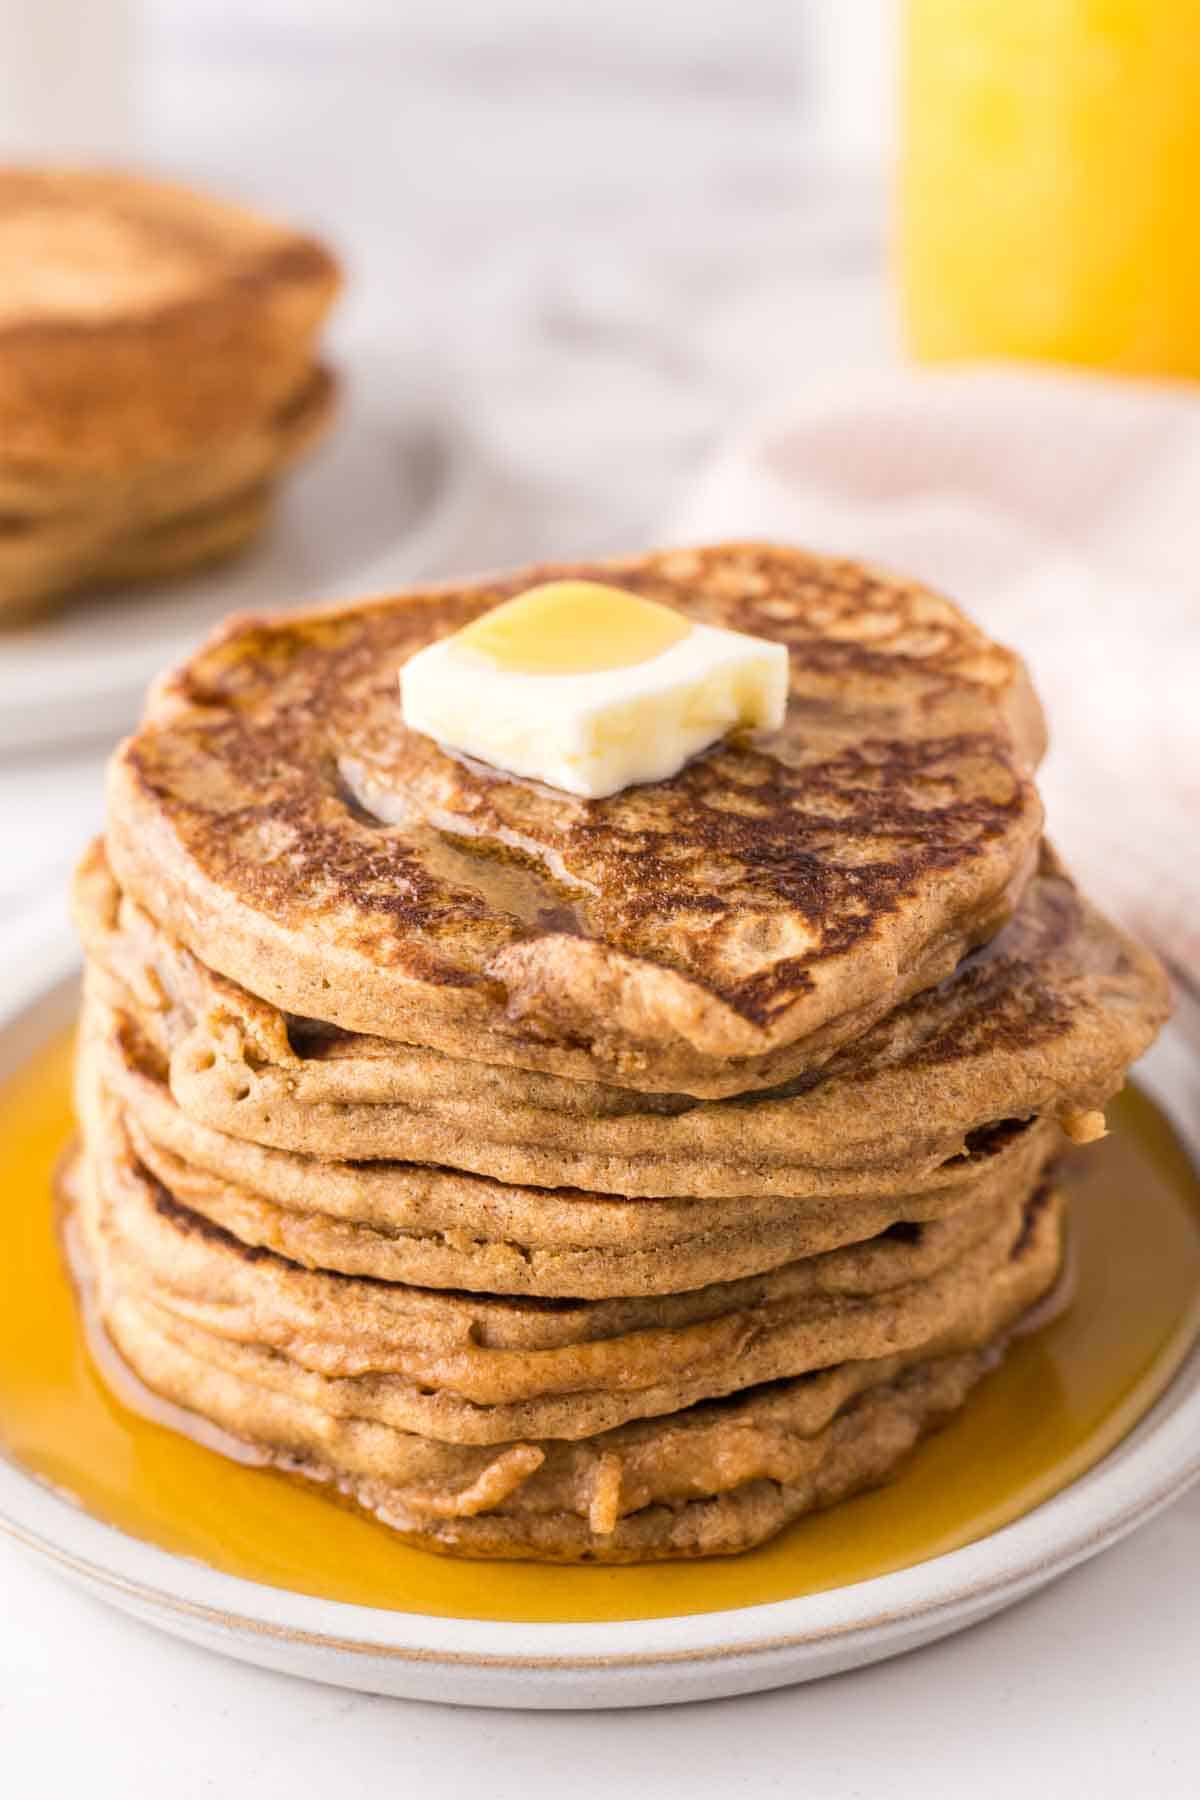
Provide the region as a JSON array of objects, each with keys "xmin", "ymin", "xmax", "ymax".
[
  {"xmin": 1, "ymin": 1029, "xmax": 1198, "ymax": 1626},
  {"xmin": 454, "ymin": 582, "xmax": 691, "ymax": 675}
]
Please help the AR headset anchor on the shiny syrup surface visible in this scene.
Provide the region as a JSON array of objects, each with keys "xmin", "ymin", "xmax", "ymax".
[{"xmin": 1, "ymin": 1030, "xmax": 1198, "ymax": 1625}]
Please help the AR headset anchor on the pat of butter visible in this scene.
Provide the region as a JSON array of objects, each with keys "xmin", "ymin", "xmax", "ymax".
[{"xmin": 399, "ymin": 580, "xmax": 789, "ymax": 798}]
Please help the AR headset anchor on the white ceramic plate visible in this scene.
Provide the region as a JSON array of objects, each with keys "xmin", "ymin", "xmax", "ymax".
[
  {"xmin": 0, "ymin": 363, "xmax": 480, "ymax": 756},
  {"xmin": 1, "ymin": 939, "xmax": 1198, "ymax": 1711}
]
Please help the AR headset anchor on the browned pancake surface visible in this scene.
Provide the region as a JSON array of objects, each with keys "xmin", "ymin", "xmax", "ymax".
[
  {"xmin": 76, "ymin": 837, "xmax": 1169, "ymax": 1197},
  {"xmin": 0, "ymin": 166, "xmax": 340, "ymax": 470},
  {"xmin": 66, "ymin": 1145, "xmax": 1065, "ymax": 1560},
  {"xmin": 107, "ymin": 543, "xmax": 1047, "ymax": 1096}
]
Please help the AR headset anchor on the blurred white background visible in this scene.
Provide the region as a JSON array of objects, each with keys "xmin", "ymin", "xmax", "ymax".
[{"xmin": 3, "ymin": 0, "xmax": 894, "ymax": 558}]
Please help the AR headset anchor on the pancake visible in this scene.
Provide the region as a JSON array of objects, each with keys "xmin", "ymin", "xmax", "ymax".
[
  {"xmin": 75, "ymin": 1065, "xmax": 1054, "ymax": 1441},
  {"xmin": 63, "ymin": 538, "xmax": 1167, "ymax": 1567},
  {"xmin": 66, "ymin": 1151, "xmax": 1064, "ymax": 1560},
  {"xmin": 74, "ymin": 838, "xmax": 1168, "ymax": 1199},
  {"xmin": 0, "ymin": 369, "xmax": 335, "ymax": 619},
  {"xmin": 81, "ymin": 966, "xmax": 1059, "ymax": 1296},
  {"xmin": 0, "ymin": 486, "xmax": 274, "ymax": 620},
  {"xmin": 103, "ymin": 542, "xmax": 1049, "ymax": 1099},
  {"xmin": 87, "ymin": 487, "xmax": 273, "ymax": 581},
  {"xmin": 0, "ymin": 167, "xmax": 339, "ymax": 475},
  {"xmin": 0, "ymin": 363, "xmax": 335, "ymax": 524}
]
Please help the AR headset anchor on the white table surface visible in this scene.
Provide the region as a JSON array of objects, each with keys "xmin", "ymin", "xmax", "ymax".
[
  {"xmin": 5, "ymin": 1491, "xmax": 1200, "ymax": 1797},
  {"xmin": 3, "ymin": 9, "xmax": 1198, "ymax": 1791}
]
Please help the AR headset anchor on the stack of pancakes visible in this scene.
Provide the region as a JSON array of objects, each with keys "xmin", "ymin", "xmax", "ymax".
[
  {"xmin": 0, "ymin": 168, "xmax": 339, "ymax": 619},
  {"xmin": 67, "ymin": 543, "xmax": 1169, "ymax": 1562}
]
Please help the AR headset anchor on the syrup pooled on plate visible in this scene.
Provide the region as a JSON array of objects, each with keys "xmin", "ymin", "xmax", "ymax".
[{"xmin": 1, "ymin": 1029, "xmax": 1198, "ymax": 1625}]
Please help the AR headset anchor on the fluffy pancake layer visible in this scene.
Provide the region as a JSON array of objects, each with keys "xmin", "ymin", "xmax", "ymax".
[
  {"xmin": 75, "ymin": 837, "xmax": 1167, "ymax": 1201},
  {"xmin": 65, "ymin": 1134, "xmax": 1065, "ymax": 1560},
  {"xmin": 66, "ymin": 548, "xmax": 1168, "ymax": 1563},
  {"xmin": 75, "ymin": 1055, "xmax": 1059, "ymax": 1443},
  {"xmin": 0, "ymin": 364, "xmax": 334, "ymax": 523},
  {"xmin": 82, "ymin": 979, "xmax": 1058, "ymax": 1299},
  {"xmin": 0, "ymin": 368, "xmax": 335, "ymax": 618},
  {"xmin": 0, "ymin": 168, "xmax": 339, "ymax": 473},
  {"xmin": 0, "ymin": 168, "xmax": 339, "ymax": 617},
  {"xmin": 65, "ymin": 831, "xmax": 1134, "ymax": 1557},
  {"xmin": 104, "ymin": 543, "xmax": 1049, "ymax": 1097}
]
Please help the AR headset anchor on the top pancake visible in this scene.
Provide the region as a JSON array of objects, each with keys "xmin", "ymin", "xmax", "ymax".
[
  {"xmin": 0, "ymin": 167, "xmax": 340, "ymax": 473},
  {"xmin": 105, "ymin": 543, "xmax": 1047, "ymax": 1098}
]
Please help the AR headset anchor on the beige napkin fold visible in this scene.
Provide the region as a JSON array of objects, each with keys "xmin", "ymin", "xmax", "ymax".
[{"xmin": 669, "ymin": 364, "xmax": 1200, "ymax": 1041}]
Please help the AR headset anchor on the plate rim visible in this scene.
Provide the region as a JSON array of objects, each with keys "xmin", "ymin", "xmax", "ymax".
[{"xmin": 2, "ymin": 934, "xmax": 1198, "ymax": 1675}]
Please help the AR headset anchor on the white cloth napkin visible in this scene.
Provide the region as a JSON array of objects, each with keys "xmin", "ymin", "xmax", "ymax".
[{"xmin": 669, "ymin": 363, "xmax": 1200, "ymax": 1038}]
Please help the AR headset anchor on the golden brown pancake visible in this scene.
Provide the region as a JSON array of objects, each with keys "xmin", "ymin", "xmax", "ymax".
[
  {"xmin": 74, "ymin": 837, "xmax": 1168, "ymax": 1199},
  {"xmin": 0, "ymin": 486, "xmax": 272, "ymax": 621},
  {"xmin": 66, "ymin": 1143, "xmax": 1065, "ymax": 1560},
  {"xmin": 0, "ymin": 167, "xmax": 340, "ymax": 474},
  {"xmin": 104, "ymin": 543, "xmax": 1048, "ymax": 1098},
  {"xmin": 0, "ymin": 369, "xmax": 335, "ymax": 620},
  {"xmin": 65, "ymin": 542, "xmax": 1167, "ymax": 1567},
  {"xmin": 85, "ymin": 999, "xmax": 1057, "ymax": 1298},
  {"xmin": 75, "ymin": 1063, "xmax": 1055, "ymax": 1442},
  {"xmin": 0, "ymin": 363, "xmax": 334, "ymax": 523}
]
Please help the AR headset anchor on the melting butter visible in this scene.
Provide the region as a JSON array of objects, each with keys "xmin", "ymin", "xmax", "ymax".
[{"xmin": 400, "ymin": 580, "xmax": 789, "ymax": 799}]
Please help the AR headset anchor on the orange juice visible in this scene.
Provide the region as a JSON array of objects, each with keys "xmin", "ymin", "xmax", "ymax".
[{"xmin": 900, "ymin": 1, "xmax": 1200, "ymax": 378}]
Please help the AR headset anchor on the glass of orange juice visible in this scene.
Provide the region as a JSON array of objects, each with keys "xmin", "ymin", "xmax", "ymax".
[{"xmin": 898, "ymin": 0, "xmax": 1200, "ymax": 379}]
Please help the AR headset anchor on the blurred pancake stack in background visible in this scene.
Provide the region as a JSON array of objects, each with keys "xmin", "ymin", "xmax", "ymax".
[
  {"xmin": 64, "ymin": 544, "xmax": 1171, "ymax": 1562},
  {"xmin": 0, "ymin": 168, "xmax": 340, "ymax": 620}
]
